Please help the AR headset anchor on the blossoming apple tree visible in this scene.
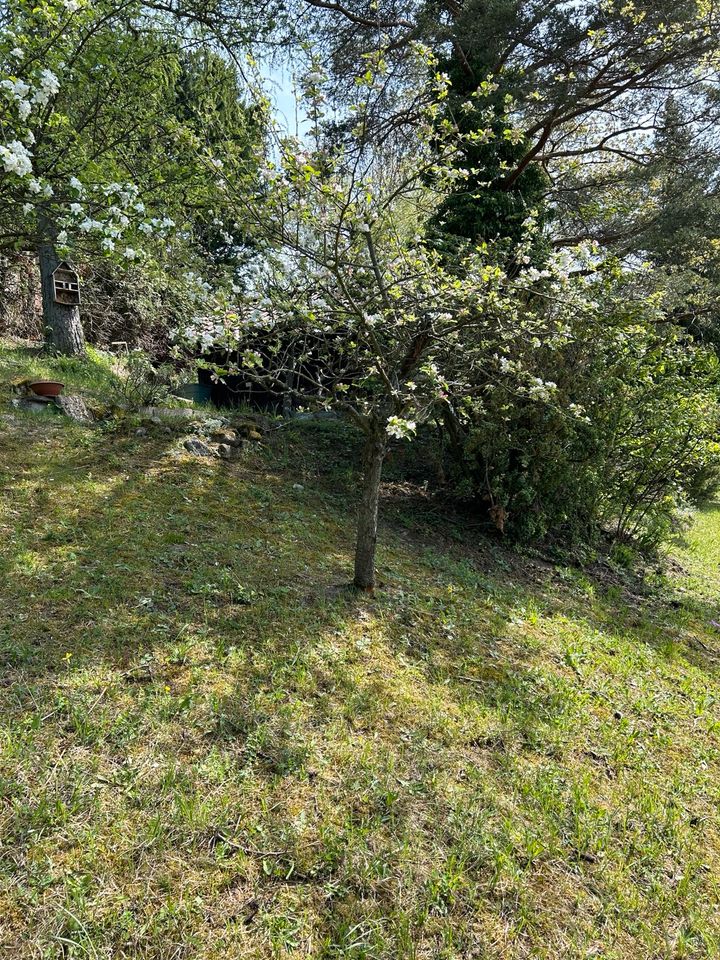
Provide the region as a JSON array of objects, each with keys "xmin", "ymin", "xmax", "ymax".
[{"xmin": 177, "ymin": 49, "xmax": 584, "ymax": 589}]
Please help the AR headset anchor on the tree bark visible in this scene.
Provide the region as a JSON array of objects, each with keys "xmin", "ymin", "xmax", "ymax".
[
  {"xmin": 38, "ymin": 241, "xmax": 85, "ymax": 357},
  {"xmin": 353, "ymin": 430, "xmax": 387, "ymax": 591}
]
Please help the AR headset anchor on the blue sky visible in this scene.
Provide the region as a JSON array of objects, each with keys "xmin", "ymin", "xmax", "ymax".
[{"xmin": 262, "ymin": 62, "xmax": 309, "ymax": 135}]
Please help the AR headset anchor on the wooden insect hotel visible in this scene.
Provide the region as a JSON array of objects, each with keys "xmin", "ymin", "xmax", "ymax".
[{"xmin": 52, "ymin": 261, "xmax": 81, "ymax": 306}]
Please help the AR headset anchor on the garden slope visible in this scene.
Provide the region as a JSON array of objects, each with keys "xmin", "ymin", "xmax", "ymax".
[{"xmin": 0, "ymin": 344, "xmax": 719, "ymax": 959}]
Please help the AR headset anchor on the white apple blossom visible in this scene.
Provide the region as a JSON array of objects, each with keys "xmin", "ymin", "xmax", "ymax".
[
  {"xmin": 32, "ymin": 69, "xmax": 59, "ymax": 108},
  {"xmin": 386, "ymin": 417, "xmax": 417, "ymax": 439},
  {"xmin": 0, "ymin": 140, "xmax": 33, "ymax": 176},
  {"xmin": 1, "ymin": 78, "xmax": 30, "ymax": 99}
]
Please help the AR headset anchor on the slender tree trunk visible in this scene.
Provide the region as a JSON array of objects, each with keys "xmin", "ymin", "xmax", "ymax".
[
  {"xmin": 353, "ymin": 431, "xmax": 387, "ymax": 591},
  {"xmin": 38, "ymin": 241, "xmax": 85, "ymax": 357}
]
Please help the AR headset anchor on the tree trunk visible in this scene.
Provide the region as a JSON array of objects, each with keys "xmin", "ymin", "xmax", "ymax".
[
  {"xmin": 353, "ymin": 431, "xmax": 387, "ymax": 591},
  {"xmin": 38, "ymin": 241, "xmax": 85, "ymax": 357}
]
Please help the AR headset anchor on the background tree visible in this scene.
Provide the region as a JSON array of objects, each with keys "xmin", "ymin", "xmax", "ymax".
[
  {"xmin": 0, "ymin": 0, "xmax": 263, "ymax": 355},
  {"xmin": 269, "ymin": 0, "xmax": 720, "ymax": 544},
  {"xmin": 282, "ymin": 0, "xmax": 720, "ymax": 254}
]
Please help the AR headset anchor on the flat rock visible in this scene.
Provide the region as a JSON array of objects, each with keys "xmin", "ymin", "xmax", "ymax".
[
  {"xmin": 56, "ymin": 395, "xmax": 94, "ymax": 423},
  {"xmin": 11, "ymin": 397, "xmax": 57, "ymax": 414},
  {"xmin": 217, "ymin": 443, "xmax": 242, "ymax": 460},
  {"xmin": 140, "ymin": 406, "xmax": 198, "ymax": 421},
  {"xmin": 293, "ymin": 410, "xmax": 339, "ymax": 422},
  {"xmin": 184, "ymin": 438, "xmax": 215, "ymax": 457}
]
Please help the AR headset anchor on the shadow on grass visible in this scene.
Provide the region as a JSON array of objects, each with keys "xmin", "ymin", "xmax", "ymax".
[
  {"xmin": 2, "ymin": 412, "xmax": 719, "ymax": 718},
  {"xmin": 0, "ymin": 413, "xmax": 585, "ymax": 817},
  {"xmin": 2, "ymin": 415, "xmax": 720, "ymax": 957}
]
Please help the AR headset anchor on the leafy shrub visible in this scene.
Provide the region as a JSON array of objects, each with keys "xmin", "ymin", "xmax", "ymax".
[
  {"xmin": 116, "ymin": 350, "xmax": 176, "ymax": 409},
  {"xmin": 442, "ymin": 281, "xmax": 720, "ymax": 553}
]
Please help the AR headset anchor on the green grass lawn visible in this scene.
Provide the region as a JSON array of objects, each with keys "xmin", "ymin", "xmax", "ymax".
[
  {"xmin": 0, "ymin": 340, "xmax": 123, "ymax": 401},
  {"xmin": 1, "ymin": 344, "xmax": 719, "ymax": 958}
]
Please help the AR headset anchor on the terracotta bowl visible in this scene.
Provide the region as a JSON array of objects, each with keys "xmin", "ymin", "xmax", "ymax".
[{"xmin": 30, "ymin": 380, "xmax": 65, "ymax": 397}]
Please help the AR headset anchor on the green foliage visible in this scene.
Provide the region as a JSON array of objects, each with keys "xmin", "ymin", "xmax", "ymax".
[
  {"xmin": 1, "ymin": 0, "xmax": 265, "ymax": 348},
  {"xmin": 445, "ymin": 282, "xmax": 720, "ymax": 551},
  {"xmin": 430, "ymin": 56, "xmax": 549, "ymax": 254},
  {"xmin": 115, "ymin": 349, "xmax": 176, "ymax": 409}
]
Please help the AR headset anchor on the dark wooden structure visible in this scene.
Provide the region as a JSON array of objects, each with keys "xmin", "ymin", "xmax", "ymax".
[{"xmin": 51, "ymin": 261, "xmax": 81, "ymax": 306}]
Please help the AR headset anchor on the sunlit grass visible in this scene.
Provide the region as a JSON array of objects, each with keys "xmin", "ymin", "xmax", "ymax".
[
  {"xmin": 1, "ymin": 342, "xmax": 719, "ymax": 958},
  {"xmin": 0, "ymin": 338, "xmax": 123, "ymax": 402}
]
